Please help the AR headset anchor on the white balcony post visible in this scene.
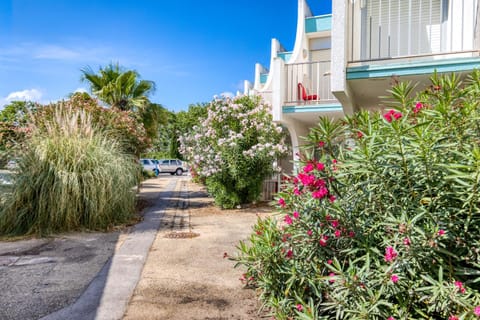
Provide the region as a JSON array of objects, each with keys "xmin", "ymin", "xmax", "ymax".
[
  {"xmin": 272, "ymin": 58, "xmax": 285, "ymax": 122},
  {"xmin": 332, "ymin": 0, "xmax": 356, "ymax": 114},
  {"xmin": 475, "ymin": 2, "xmax": 480, "ymax": 49}
]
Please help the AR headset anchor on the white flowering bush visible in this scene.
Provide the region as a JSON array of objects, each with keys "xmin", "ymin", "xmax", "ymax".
[{"xmin": 179, "ymin": 95, "xmax": 287, "ymax": 208}]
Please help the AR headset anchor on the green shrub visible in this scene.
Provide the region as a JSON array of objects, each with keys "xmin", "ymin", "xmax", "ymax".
[
  {"xmin": 234, "ymin": 71, "xmax": 480, "ymax": 319},
  {"xmin": 0, "ymin": 106, "xmax": 138, "ymax": 236},
  {"xmin": 179, "ymin": 95, "xmax": 287, "ymax": 208},
  {"xmin": 142, "ymin": 168, "xmax": 157, "ymax": 179}
]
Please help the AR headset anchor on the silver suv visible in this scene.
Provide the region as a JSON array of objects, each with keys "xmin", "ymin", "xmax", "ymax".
[{"xmin": 158, "ymin": 159, "xmax": 187, "ymax": 176}]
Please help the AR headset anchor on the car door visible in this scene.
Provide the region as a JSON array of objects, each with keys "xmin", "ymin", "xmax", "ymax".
[{"xmin": 159, "ymin": 159, "xmax": 172, "ymax": 172}]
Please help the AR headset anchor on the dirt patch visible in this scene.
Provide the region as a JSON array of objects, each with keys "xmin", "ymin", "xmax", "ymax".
[{"xmin": 123, "ymin": 178, "xmax": 272, "ymax": 320}]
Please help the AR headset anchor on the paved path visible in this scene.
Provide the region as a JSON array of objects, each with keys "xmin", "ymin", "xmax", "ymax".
[{"xmin": 123, "ymin": 178, "xmax": 266, "ymax": 320}]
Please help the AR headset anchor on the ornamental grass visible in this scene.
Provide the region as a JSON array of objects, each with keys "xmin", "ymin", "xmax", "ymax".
[{"xmin": 0, "ymin": 107, "xmax": 138, "ymax": 236}]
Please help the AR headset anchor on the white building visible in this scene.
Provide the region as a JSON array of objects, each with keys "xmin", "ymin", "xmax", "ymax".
[{"xmin": 245, "ymin": 0, "xmax": 480, "ymax": 170}]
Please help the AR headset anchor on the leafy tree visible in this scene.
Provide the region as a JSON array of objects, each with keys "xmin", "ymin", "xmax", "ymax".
[
  {"xmin": 176, "ymin": 102, "xmax": 208, "ymax": 135},
  {"xmin": 0, "ymin": 101, "xmax": 37, "ymax": 124},
  {"xmin": 81, "ymin": 63, "xmax": 155, "ymax": 112},
  {"xmin": 0, "ymin": 101, "xmax": 37, "ymax": 167}
]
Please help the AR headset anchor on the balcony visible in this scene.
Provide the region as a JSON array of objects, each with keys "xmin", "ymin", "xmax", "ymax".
[
  {"xmin": 278, "ymin": 51, "xmax": 293, "ymax": 62},
  {"xmin": 284, "ymin": 61, "xmax": 337, "ymax": 105},
  {"xmin": 348, "ymin": 0, "xmax": 479, "ymax": 63},
  {"xmin": 305, "ymin": 14, "xmax": 332, "ymax": 34}
]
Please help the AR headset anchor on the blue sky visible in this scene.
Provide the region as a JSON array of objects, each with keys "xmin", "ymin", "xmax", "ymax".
[{"xmin": 0, "ymin": 0, "xmax": 331, "ymax": 112}]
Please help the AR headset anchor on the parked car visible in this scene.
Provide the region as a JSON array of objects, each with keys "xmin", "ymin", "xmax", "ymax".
[
  {"xmin": 158, "ymin": 159, "xmax": 187, "ymax": 176},
  {"xmin": 140, "ymin": 158, "xmax": 159, "ymax": 176}
]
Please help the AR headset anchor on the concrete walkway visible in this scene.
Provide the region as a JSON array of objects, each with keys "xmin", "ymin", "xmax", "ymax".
[{"xmin": 123, "ymin": 177, "xmax": 266, "ymax": 320}]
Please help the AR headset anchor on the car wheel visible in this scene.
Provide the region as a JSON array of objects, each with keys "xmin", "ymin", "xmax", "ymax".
[{"xmin": 175, "ymin": 168, "xmax": 183, "ymax": 176}]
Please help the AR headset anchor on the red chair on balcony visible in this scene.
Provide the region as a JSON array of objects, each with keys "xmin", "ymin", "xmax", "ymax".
[{"xmin": 297, "ymin": 83, "xmax": 318, "ymax": 102}]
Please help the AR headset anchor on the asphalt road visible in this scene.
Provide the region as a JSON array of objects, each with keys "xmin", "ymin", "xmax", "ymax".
[{"xmin": 0, "ymin": 232, "xmax": 120, "ymax": 320}]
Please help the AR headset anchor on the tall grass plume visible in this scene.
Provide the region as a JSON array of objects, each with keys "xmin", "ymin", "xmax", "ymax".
[{"xmin": 0, "ymin": 106, "xmax": 138, "ymax": 236}]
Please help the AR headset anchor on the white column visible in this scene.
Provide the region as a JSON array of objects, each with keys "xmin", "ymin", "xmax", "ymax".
[
  {"xmin": 272, "ymin": 58, "xmax": 285, "ymax": 122},
  {"xmin": 331, "ymin": 0, "xmax": 356, "ymax": 115}
]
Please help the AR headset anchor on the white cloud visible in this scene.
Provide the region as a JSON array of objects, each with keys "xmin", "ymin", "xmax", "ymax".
[
  {"xmin": 219, "ymin": 91, "xmax": 234, "ymax": 98},
  {"xmin": 74, "ymin": 87, "xmax": 88, "ymax": 93},
  {"xmin": 0, "ymin": 89, "xmax": 43, "ymax": 109},
  {"xmin": 5, "ymin": 89, "xmax": 43, "ymax": 101}
]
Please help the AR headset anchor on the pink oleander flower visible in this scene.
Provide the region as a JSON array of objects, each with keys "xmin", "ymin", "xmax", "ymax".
[
  {"xmin": 334, "ymin": 230, "xmax": 341, "ymax": 238},
  {"xmin": 298, "ymin": 173, "xmax": 316, "ymax": 186},
  {"xmin": 278, "ymin": 198, "xmax": 286, "ymax": 208},
  {"xmin": 293, "ymin": 211, "xmax": 300, "ymax": 219},
  {"xmin": 307, "ymin": 230, "xmax": 313, "ymax": 236},
  {"xmin": 383, "ymin": 112, "xmax": 393, "ymax": 123},
  {"xmin": 403, "ymin": 237, "xmax": 411, "ymax": 246},
  {"xmin": 388, "ymin": 317, "xmax": 395, "ymax": 320},
  {"xmin": 413, "ymin": 102, "xmax": 424, "ymax": 113},
  {"xmin": 312, "ymin": 187, "xmax": 328, "ymax": 199},
  {"xmin": 438, "ymin": 229, "xmax": 446, "ymax": 236},
  {"xmin": 303, "ymin": 163, "xmax": 314, "ymax": 173},
  {"xmin": 293, "ymin": 187, "xmax": 301, "ymax": 196},
  {"xmin": 286, "ymin": 249, "xmax": 293, "ymax": 258},
  {"xmin": 284, "ymin": 215, "xmax": 293, "ymax": 225},
  {"xmin": 348, "ymin": 231, "xmax": 355, "ymax": 238},
  {"xmin": 474, "ymin": 306, "xmax": 480, "ymax": 316},
  {"xmin": 314, "ymin": 178, "xmax": 326, "ymax": 188},
  {"xmin": 296, "ymin": 304, "xmax": 303, "ymax": 312},
  {"xmin": 391, "ymin": 274, "xmax": 399, "ymax": 283},
  {"xmin": 329, "ymin": 195, "xmax": 336, "ymax": 203},
  {"xmin": 383, "ymin": 109, "xmax": 402, "ymax": 122},
  {"xmin": 327, "ymin": 259, "xmax": 333, "ymax": 264},
  {"xmin": 318, "ymin": 141, "xmax": 325, "ymax": 148},
  {"xmin": 384, "ymin": 246, "xmax": 398, "ymax": 262},
  {"xmin": 332, "ymin": 159, "xmax": 338, "ymax": 164},
  {"xmin": 449, "ymin": 316, "xmax": 459, "ymax": 320},
  {"xmin": 319, "ymin": 235, "xmax": 329, "ymax": 247},
  {"xmin": 316, "ymin": 162, "xmax": 325, "ymax": 171},
  {"xmin": 329, "ymin": 272, "xmax": 336, "ymax": 283},
  {"xmin": 454, "ymin": 280, "xmax": 466, "ymax": 294},
  {"xmin": 331, "ymin": 220, "xmax": 339, "ymax": 228}
]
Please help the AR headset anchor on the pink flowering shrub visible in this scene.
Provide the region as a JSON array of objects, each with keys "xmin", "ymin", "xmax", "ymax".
[
  {"xmin": 234, "ymin": 71, "xmax": 480, "ymax": 318},
  {"xmin": 179, "ymin": 95, "xmax": 287, "ymax": 208}
]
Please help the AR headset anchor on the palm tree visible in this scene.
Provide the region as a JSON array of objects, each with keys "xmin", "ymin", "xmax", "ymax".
[{"xmin": 81, "ymin": 63, "xmax": 156, "ymax": 112}]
